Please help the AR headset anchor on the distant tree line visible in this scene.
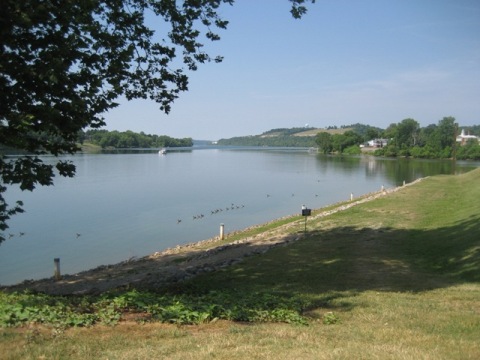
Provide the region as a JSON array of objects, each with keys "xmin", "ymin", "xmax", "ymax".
[
  {"xmin": 217, "ymin": 135, "xmax": 316, "ymax": 147},
  {"xmin": 83, "ymin": 130, "xmax": 193, "ymax": 149},
  {"xmin": 315, "ymin": 117, "xmax": 480, "ymax": 160}
]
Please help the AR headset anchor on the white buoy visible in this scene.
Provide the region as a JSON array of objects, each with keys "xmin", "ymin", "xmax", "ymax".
[{"xmin": 219, "ymin": 223, "xmax": 225, "ymax": 240}]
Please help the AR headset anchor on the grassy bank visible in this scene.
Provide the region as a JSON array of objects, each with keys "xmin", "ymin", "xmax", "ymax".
[
  {"xmin": 1, "ymin": 168, "xmax": 479, "ymax": 359},
  {"xmin": 79, "ymin": 142, "xmax": 102, "ymax": 153}
]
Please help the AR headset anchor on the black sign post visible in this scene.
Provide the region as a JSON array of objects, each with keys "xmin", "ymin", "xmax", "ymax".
[{"xmin": 301, "ymin": 205, "xmax": 311, "ymax": 234}]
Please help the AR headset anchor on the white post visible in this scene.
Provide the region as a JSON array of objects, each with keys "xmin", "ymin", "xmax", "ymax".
[
  {"xmin": 350, "ymin": 193, "xmax": 353, "ymax": 201},
  {"xmin": 219, "ymin": 223, "xmax": 225, "ymax": 240},
  {"xmin": 403, "ymin": 180, "xmax": 406, "ymax": 186},
  {"xmin": 54, "ymin": 258, "xmax": 61, "ymax": 281}
]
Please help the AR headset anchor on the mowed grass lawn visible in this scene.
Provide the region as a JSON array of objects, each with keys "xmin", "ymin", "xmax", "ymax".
[{"xmin": 1, "ymin": 168, "xmax": 479, "ymax": 359}]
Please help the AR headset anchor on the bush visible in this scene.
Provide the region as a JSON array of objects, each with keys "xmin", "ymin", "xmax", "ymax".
[{"xmin": 342, "ymin": 145, "xmax": 361, "ymax": 155}]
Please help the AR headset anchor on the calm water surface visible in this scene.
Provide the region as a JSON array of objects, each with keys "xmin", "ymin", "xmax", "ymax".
[{"xmin": 1, "ymin": 147, "xmax": 478, "ymax": 285}]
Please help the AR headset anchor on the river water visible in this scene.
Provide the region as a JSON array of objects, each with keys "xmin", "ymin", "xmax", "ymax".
[{"xmin": 1, "ymin": 147, "xmax": 478, "ymax": 285}]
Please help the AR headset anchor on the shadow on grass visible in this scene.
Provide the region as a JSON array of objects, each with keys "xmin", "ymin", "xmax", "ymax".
[
  {"xmin": 171, "ymin": 213, "xmax": 480, "ymax": 314},
  {"xmin": 3, "ymin": 213, "xmax": 478, "ymax": 324}
]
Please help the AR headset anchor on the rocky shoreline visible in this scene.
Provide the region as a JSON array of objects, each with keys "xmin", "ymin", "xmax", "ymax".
[
  {"xmin": 3, "ymin": 221, "xmax": 303, "ymax": 296},
  {"xmin": 2, "ymin": 179, "xmax": 423, "ymax": 296}
]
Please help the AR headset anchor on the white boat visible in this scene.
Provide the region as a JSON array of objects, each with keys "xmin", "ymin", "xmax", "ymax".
[{"xmin": 158, "ymin": 148, "xmax": 167, "ymax": 155}]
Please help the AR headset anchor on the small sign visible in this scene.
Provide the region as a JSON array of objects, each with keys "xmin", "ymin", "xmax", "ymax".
[{"xmin": 302, "ymin": 208, "xmax": 311, "ymax": 216}]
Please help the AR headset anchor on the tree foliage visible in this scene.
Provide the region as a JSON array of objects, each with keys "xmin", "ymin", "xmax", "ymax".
[
  {"xmin": 456, "ymin": 140, "xmax": 480, "ymax": 160},
  {"xmin": 396, "ymin": 118, "xmax": 420, "ymax": 150},
  {"xmin": 315, "ymin": 130, "xmax": 363, "ymax": 154},
  {"xmin": 338, "ymin": 123, "xmax": 383, "ymax": 140},
  {"xmin": 462, "ymin": 125, "xmax": 480, "ymax": 136},
  {"xmin": 375, "ymin": 116, "xmax": 480, "ymax": 159},
  {"xmin": 331, "ymin": 131, "xmax": 363, "ymax": 153},
  {"xmin": 313, "ymin": 117, "xmax": 480, "ymax": 158},
  {"xmin": 316, "ymin": 132, "xmax": 333, "ymax": 154},
  {"xmin": 0, "ymin": 0, "xmax": 315, "ymax": 242},
  {"xmin": 85, "ymin": 130, "xmax": 192, "ymax": 148}
]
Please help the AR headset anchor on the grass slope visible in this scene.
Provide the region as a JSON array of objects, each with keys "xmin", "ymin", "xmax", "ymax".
[{"xmin": 1, "ymin": 168, "xmax": 479, "ymax": 359}]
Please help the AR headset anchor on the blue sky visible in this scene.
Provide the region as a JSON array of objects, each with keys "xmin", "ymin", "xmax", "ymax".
[{"xmin": 104, "ymin": 0, "xmax": 480, "ymax": 140}]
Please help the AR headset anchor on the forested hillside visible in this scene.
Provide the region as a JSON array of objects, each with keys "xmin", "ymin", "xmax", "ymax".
[
  {"xmin": 217, "ymin": 134, "xmax": 316, "ymax": 147},
  {"xmin": 83, "ymin": 130, "xmax": 193, "ymax": 149},
  {"xmin": 217, "ymin": 127, "xmax": 314, "ymax": 147},
  {"xmin": 216, "ymin": 118, "xmax": 480, "ymax": 160},
  {"xmin": 217, "ymin": 124, "xmax": 382, "ymax": 148}
]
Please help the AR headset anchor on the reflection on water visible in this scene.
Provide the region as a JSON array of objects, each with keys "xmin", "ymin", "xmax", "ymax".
[{"xmin": 0, "ymin": 148, "xmax": 478, "ymax": 285}]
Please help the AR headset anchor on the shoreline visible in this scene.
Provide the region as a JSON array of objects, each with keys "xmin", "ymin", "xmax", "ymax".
[{"xmin": 2, "ymin": 179, "xmax": 424, "ymax": 295}]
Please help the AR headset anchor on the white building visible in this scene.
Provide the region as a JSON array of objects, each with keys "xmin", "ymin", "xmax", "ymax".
[
  {"xmin": 456, "ymin": 129, "xmax": 479, "ymax": 145},
  {"xmin": 367, "ymin": 138, "xmax": 389, "ymax": 148}
]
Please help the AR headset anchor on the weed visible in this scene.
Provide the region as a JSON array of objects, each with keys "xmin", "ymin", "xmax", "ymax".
[
  {"xmin": 0, "ymin": 289, "xmax": 309, "ymax": 328},
  {"xmin": 322, "ymin": 312, "xmax": 340, "ymax": 325}
]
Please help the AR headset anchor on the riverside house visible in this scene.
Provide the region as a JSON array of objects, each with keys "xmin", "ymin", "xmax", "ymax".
[
  {"xmin": 456, "ymin": 129, "xmax": 479, "ymax": 145},
  {"xmin": 367, "ymin": 138, "xmax": 389, "ymax": 148}
]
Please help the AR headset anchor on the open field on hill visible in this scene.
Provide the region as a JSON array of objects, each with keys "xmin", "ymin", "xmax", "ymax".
[
  {"xmin": 1, "ymin": 168, "xmax": 479, "ymax": 359},
  {"xmin": 293, "ymin": 127, "xmax": 352, "ymax": 136}
]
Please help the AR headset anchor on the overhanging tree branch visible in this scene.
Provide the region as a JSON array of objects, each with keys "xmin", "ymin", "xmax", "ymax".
[{"xmin": 0, "ymin": 0, "xmax": 314, "ymax": 242}]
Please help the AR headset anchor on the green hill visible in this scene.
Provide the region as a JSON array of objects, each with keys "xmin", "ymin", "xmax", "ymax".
[{"xmin": 217, "ymin": 124, "xmax": 383, "ymax": 146}]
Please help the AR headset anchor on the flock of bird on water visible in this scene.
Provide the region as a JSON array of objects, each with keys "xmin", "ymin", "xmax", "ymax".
[
  {"xmin": 7, "ymin": 191, "xmax": 322, "ymax": 241},
  {"xmin": 174, "ymin": 191, "xmax": 319, "ymax": 225},
  {"xmin": 176, "ymin": 202, "xmax": 246, "ymax": 224}
]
